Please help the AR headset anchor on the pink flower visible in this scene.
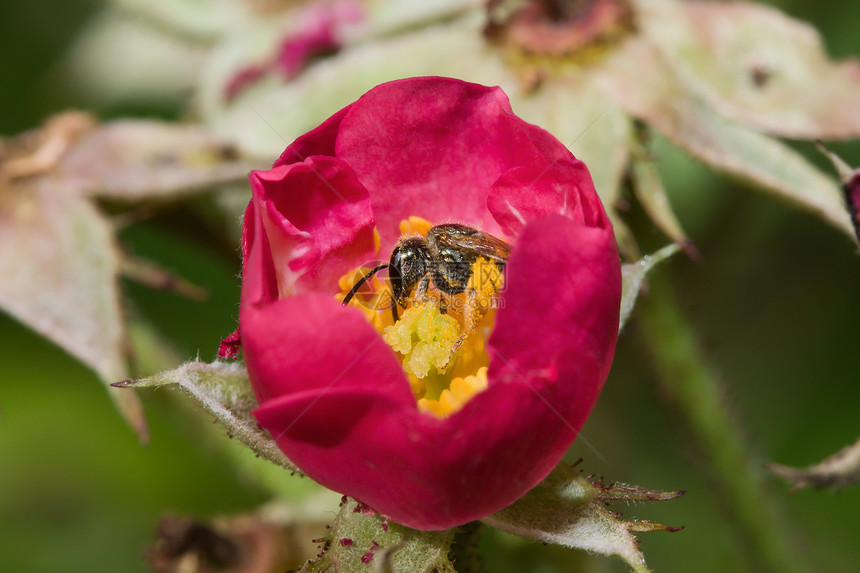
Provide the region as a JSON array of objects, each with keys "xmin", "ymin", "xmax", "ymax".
[{"xmin": 231, "ymin": 77, "xmax": 621, "ymax": 530}]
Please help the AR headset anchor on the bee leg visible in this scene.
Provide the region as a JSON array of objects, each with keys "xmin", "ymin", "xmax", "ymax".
[
  {"xmin": 414, "ymin": 274, "xmax": 432, "ymax": 303},
  {"xmin": 451, "ymin": 333, "xmax": 468, "ymax": 355},
  {"xmin": 450, "ymin": 288, "xmax": 483, "ymax": 356}
]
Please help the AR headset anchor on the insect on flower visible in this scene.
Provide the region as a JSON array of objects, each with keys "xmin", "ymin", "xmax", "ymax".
[
  {"xmin": 229, "ymin": 77, "xmax": 621, "ymax": 530},
  {"xmin": 342, "ymin": 223, "xmax": 510, "ymax": 353}
]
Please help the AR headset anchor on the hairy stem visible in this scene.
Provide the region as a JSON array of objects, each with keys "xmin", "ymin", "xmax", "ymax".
[{"xmin": 636, "ymin": 272, "xmax": 804, "ymax": 573}]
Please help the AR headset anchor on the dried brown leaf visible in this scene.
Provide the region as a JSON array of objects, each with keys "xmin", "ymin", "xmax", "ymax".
[
  {"xmin": 641, "ymin": 0, "xmax": 860, "ymax": 140},
  {"xmin": 53, "ymin": 120, "xmax": 261, "ymax": 201},
  {"xmin": 597, "ymin": 36, "xmax": 855, "ymax": 241},
  {"xmin": 767, "ymin": 436, "xmax": 860, "ymax": 492},
  {"xmin": 0, "ymin": 181, "xmax": 146, "ymax": 438}
]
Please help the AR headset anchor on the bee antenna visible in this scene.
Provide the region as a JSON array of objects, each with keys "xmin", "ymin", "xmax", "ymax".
[{"xmin": 342, "ymin": 264, "xmax": 389, "ymax": 306}]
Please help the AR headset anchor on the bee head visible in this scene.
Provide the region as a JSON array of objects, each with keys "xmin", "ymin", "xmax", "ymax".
[{"xmin": 388, "ymin": 237, "xmax": 431, "ymax": 306}]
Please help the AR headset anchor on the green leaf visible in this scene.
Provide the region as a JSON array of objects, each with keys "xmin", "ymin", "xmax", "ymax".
[
  {"xmin": 766, "ymin": 436, "xmax": 860, "ymax": 492},
  {"xmin": 641, "ymin": 0, "xmax": 860, "ymax": 140},
  {"xmin": 301, "ymin": 497, "xmax": 457, "ymax": 573},
  {"xmin": 115, "ymin": 360, "xmax": 298, "ymax": 473},
  {"xmin": 0, "ymin": 181, "xmax": 146, "ymax": 440},
  {"xmin": 482, "ymin": 463, "xmax": 683, "ymax": 573},
  {"xmin": 620, "ymin": 244, "xmax": 680, "ymax": 331},
  {"xmin": 597, "ymin": 36, "xmax": 855, "ymax": 241}
]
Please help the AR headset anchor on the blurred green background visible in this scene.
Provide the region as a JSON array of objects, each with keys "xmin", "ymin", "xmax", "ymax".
[{"xmin": 1, "ymin": 1, "xmax": 859, "ymax": 572}]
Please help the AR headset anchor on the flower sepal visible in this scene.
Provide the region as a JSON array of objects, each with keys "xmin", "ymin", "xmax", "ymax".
[
  {"xmin": 301, "ymin": 462, "xmax": 684, "ymax": 573},
  {"xmin": 113, "ymin": 360, "xmax": 299, "ymax": 474},
  {"xmin": 301, "ymin": 496, "xmax": 458, "ymax": 573},
  {"xmin": 483, "ymin": 462, "xmax": 684, "ymax": 573},
  {"xmin": 619, "ymin": 243, "xmax": 681, "ymax": 331},
  {"xmin": 114, "ymin": 358, "xmax": 684, "ymax": 572}
]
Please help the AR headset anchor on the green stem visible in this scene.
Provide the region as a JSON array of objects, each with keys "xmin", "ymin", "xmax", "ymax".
[{"xmin": 636, "ymin": 272, "xmax": 804, "ymax": 573}]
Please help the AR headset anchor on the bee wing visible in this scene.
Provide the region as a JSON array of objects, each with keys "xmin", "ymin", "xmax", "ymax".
[{"xmin": 433, "ymin": 229, "xmax": 510, "ymax": 262}]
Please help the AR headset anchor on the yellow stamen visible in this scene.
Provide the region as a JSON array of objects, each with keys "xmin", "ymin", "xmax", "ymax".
[
  {"xmin": 372, "ymin": 227, "xmax": 381, "ymax": 254},
  {"xmin": 337, "ymin": 266, "xmax": 394, "ymax": 332},
  {"xmin": 407, "ymin": 373, "xmax": 427, "ymax": 400},
  {"xmin": 417, "ymin": 367, "xmax": 489, "ymax": 418},
  {"xmin": 417, "ymin": 398, "xmax": 447, "ymax": 418},
  {"xmin": 399, "ymin": 216, "xmax": 433, "ymax": 236}
]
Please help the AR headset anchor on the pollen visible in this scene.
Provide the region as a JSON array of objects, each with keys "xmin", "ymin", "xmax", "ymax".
[
  {"xmin": 465, "ymin": 256, "xmax": 503, "ymax": 325},
  {"xmin": 467, "ymin": 257, "xmax": 504, "ymax": 304},
  {"xmin": 382, "ymin": 302, "xmax": 460, "ymax": 379}
]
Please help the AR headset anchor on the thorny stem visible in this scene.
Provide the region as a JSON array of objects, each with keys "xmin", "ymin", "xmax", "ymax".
[{"xmin": 636, "ymin": 272, "xmax": 805, "ymax": 573}]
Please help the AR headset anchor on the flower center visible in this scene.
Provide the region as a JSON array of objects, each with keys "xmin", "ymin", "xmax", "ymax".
[{"xmin": 338, "ymin": 217, "xmax": 503, "ymax": 418}]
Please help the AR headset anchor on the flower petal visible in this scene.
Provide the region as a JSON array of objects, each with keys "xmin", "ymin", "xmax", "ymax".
[
  {"xmin": 489, "ymin": 214, "xmax": 620, "ymax": 392},
  {"xmin": 238, "ymin": 78, "xmax": 622, "ymax": 531},
  {"xmin": 239, "ymin": 192, "xmax": 278, "ymax": 308},
  {"xmin": 275, "ymin": 105, "xmax": 352, "ymax": 164},
  {"xmin": 250, "ymin": 215, "xmax": 620, "ymax": 531},
  {"xmin": 255, "ymin": 376, "xmax": 597, "ymax": 531},
  {"xmin": 334, "ymin": 77, "xmax": 574, "ymax": 249},
  {"xmin": 249, "ymin": 155, "xmax": 376, "ymax": 296},
  {"xmin": 487, "ymin": 159, "xmax": 607, "ymax": 239},
  {"xmin": 241, "ymin": 293, "xmax": 413, "ymax": 404}
]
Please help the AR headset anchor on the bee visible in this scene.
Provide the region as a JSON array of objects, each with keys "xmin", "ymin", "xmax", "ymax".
[{"xmin": 342, "ymin": 223, "xmax": 510, "ymax": 348}]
